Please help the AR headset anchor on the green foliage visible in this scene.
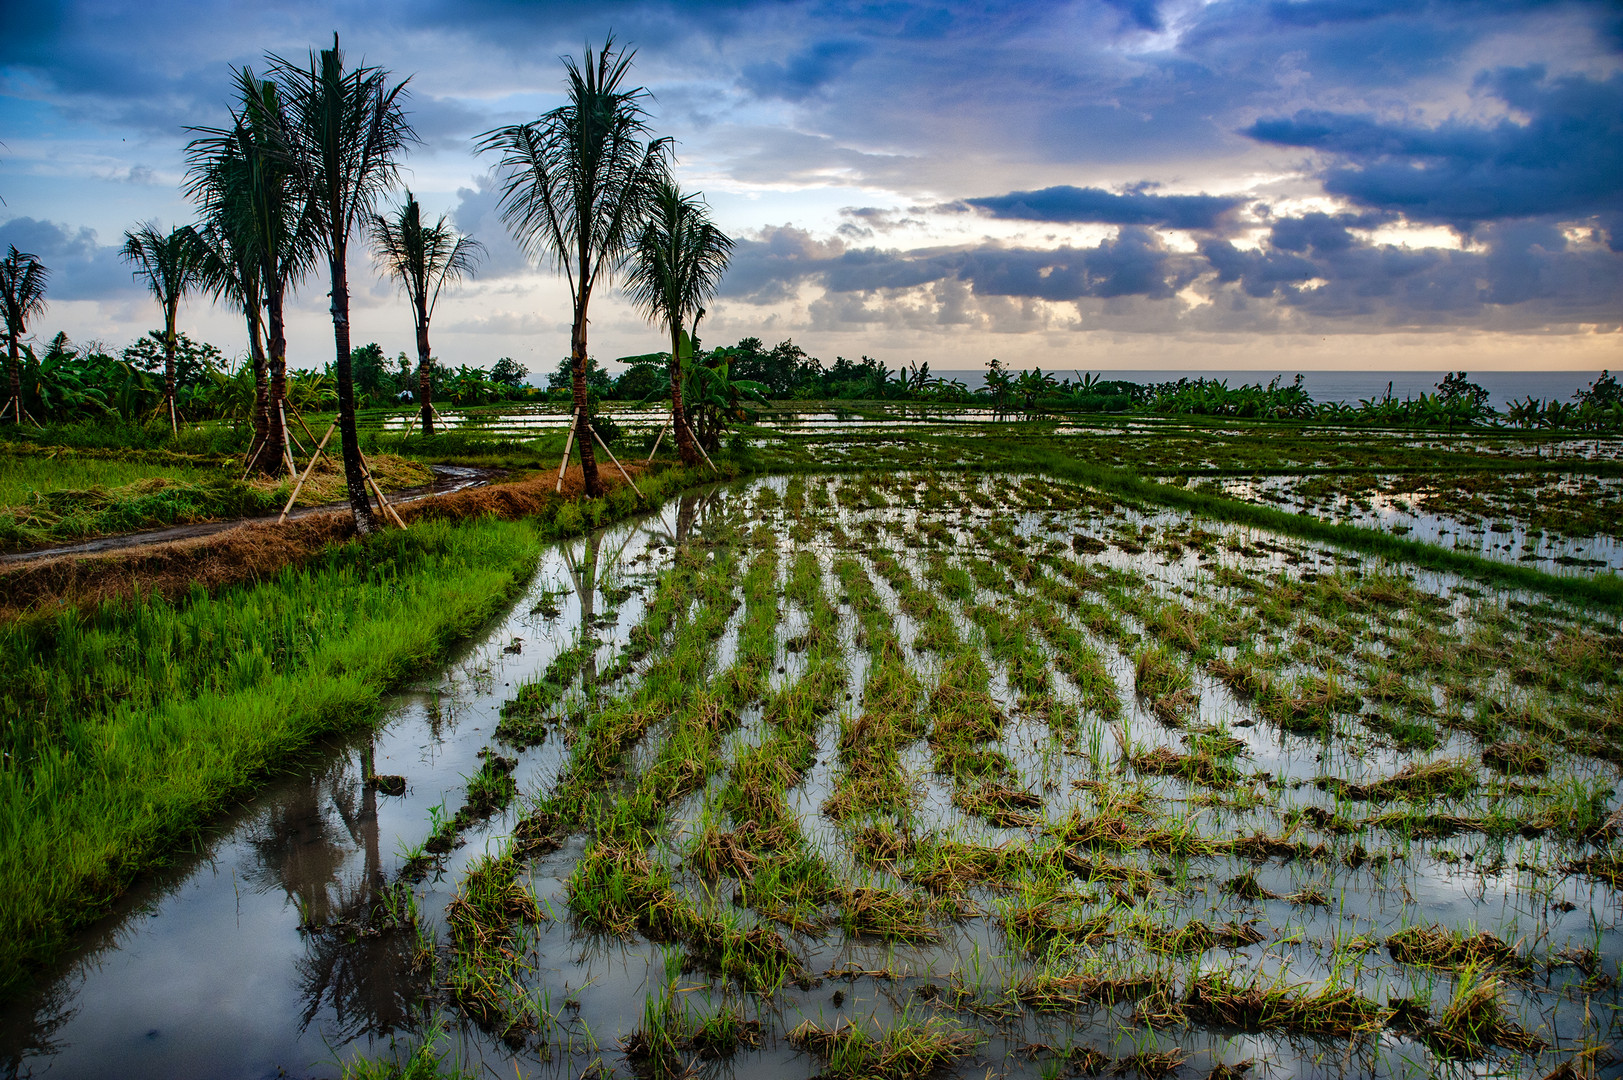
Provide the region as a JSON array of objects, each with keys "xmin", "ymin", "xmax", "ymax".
[{"xmin": 0, "ymin": 516, "xmax": 542, "ymax": 997}]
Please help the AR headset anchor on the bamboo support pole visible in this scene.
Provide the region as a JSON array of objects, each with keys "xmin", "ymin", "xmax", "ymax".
[
  {"xmin": 359, "ymin": 451, "xmax": 407, "ymax": 528},
  {"xmin": 589, "ymin": 424, "xmax": 644, "ymax": 501},
  {"xmin": 278, "ymin": 421, "xmax": 336, "ymax": 523},
  {"xmin": 645, "ymin": 414, "xmax": 670, "ymax": 463},
  {"xmin": 681, "ymin": 417, "xmax": 720, "ymax": 475},
  {"xmin": 555, "ymin": 408, "xmax": 580, "ymax": 493}
]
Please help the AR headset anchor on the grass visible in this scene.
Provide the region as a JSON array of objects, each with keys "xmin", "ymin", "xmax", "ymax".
[
  {"xmin": 0, "ymin": 442, "xmax": 431, "ymax": 550},
  {"xmin": 0, "ymin": 516, "xmax": 542, "ymax": 998}
]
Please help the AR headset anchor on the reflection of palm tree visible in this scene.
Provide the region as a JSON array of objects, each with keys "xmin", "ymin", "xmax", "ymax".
[{"xmin": 561, "ymin": 528, "xmax": 605, "ymax": 694}]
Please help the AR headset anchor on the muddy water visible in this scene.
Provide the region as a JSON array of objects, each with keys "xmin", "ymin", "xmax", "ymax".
[{"xmin": 0, "ymin": 490, "xmax": 731, "ymax": 1079}]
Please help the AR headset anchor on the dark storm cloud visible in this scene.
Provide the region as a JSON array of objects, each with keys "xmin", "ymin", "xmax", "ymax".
[
  {"xmin": 967, "ymin": 185, "xmax": 1243, "ymax": 230},
  {"xmin": 0, "ymin": 217, "xmax": 137, "ymax": 302},
  {"xmin": 1245, "ymin": 66, "xmax": 1623, "ymax": 228}
]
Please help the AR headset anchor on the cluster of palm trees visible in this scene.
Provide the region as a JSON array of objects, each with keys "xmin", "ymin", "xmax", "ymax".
[
  {"xmin": 2, "ymin": 34, "xmax": 733, "ymax": 530},
  {"xmin": 478, "ymin": 36, "xmax": 732, "ymax": 496}
]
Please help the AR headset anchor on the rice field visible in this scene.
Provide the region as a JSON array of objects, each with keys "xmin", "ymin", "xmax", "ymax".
[
  {"xmin": 379, "ymin": 470, "xmax": 1623, "ymax": 1079},
  {"xmin": 1190, "ymin": 472, "xmax": 1623, "ymax": 575}
]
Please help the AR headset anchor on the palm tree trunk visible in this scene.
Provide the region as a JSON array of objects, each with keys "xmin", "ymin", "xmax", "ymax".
[
  {"xmin": 670, "ymin": 324, "xmax": 697, "ymax": 465},
  {"xmin": 264, "ymin": 283, "xmax": 289, "ymax": 474},
  {"xmin": 415, "ymin": 295, "xmax": 434, "ymax": 436},
  {"xmin": 6, "ymin": 331, "xmax": 19, "ymax": 423},
  {"xmin": 329, "ymin": 251, "xmax": 377, "ymax": 534},
  {"xmin": 163, "ymin": 305, "xmax": 179, "ymax": 434},
  {"xmin": 247, "ymin": 305, "xmax": 269, "ymax": 463},
  {"xmin": 571, "ymin": 292, "xmax": 601, "ymax": 497}
]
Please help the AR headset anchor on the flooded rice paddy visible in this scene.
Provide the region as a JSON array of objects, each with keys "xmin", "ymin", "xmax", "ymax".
[
  {"xmin": 4, "ymin": 472, "xmax": 1622, "ymax": 1079},
  {"xmin": 1188, "ymin": 472, "xmax": 1623, "ymax": 576}
]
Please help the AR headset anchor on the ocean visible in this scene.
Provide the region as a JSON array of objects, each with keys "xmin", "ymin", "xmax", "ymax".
[{"xmin": 928, "ymin": 369, "xmax": 1612, "ymax": 410}]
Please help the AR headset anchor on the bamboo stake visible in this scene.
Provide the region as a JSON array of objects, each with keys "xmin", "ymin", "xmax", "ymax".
[
  {"xmin": 286, "ymin": 400, "xmax": 321, "ymax": 448},
  {"xmin": 589, "ymin": 423, "xmax": 644, "ymax": 501},
  {"xmin": 279, "ymin": 401, "xmax": 306, "ymax": 459},
  {"xmin": 681, "ymin": 416, "xmax": 720, "ymax": 474},
  {"xmin": 360, "ymin": 451, "xmax": 407, "ymax": 528},
  {"xmin": 645, "ymin": 414, "xmax": 670, "ymax": 464},
  {"xmin": 241, "ymin": 432, "xmax": 265, "ymax": 480},
  {"xmin": 555, "ymin": 407, "xmax": 580, "ymax": 493},
  {"xmin": 278, "ymin": 420, "xmax": 335, "ymax": 523}
]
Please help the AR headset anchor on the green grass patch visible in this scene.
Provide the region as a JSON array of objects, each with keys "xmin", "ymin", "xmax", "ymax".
[{"xmin": 0, "ymin": 515, "xmax": 542, "ymax": 999}]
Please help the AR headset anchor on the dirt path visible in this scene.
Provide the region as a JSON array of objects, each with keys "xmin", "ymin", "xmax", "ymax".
[{"xmin": 1, "ymin": 464, "xmax": 501, "ymax": 565}]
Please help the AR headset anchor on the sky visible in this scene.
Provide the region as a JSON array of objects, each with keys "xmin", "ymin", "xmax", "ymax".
[{"xmin": 1, "ymin": 0, "xmax": 1620, "ymax": 379}]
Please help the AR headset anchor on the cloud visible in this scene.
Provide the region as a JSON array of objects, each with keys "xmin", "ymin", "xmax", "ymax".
[
  {"xmin": 719, "ymin": 206, "xmax": 1623, "ymax": 333},
  {"xmin": 739, "ymin": 40, "xmax": 868, "ymax": 101},
  {"xmin": 967, "ymin": 184, "xmax": 1244, "ymax": 230},
  {"xmin": 1244, "ymin": 66, "xmax": 1623, "ymax": 228},
  {"xmin": 449, "ymin": 174, "xmax": 533, "ymax": 280},
  {"xmin": 0, "ymin": 216, "xmax": 138, "ymax": 302}
]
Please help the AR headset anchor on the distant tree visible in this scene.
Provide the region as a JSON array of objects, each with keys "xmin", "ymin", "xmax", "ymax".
[
  {"xmin": 369, "ymin": 189, "xmax": 481, "ymax": 434},
  {"xmin": 1436, "ymin": 371, "xmax": 1491, "ymax": 412},
  {"xmin": 349, "ymin": 342, "xmax": 391, "ymax": 400},
  {"xmin": 121, "ymin": 222, "xmax": 205, "ymax": 433},
  {"xmin": 1576, "ymin": 370, "xmax": 1620, "ymax": 409},
  {"xmin": 0, "ymin": 245, "xmax": 48, "ymax": 424},
  {"xmin": 270, "ymin": 34, "xmax": 416, "ymax": 534},
  {"xmin": 546, "ymin": 354, "xmax": 613, "ymax": 397},
  {"xmin": 489, "ymin": 356, "xmax": 528, "ymax": 388},
  {"xmin": 477, "ymin": 36, "xmax": 669, "ymax": 496},
  {"xmin": 624, "ymin": 178, "xmax": 733, "ymax": 465},
  {"xmin": 613, "ymin": 359, "xmax": 666, "ymax": 401},
  {"xmin": 123, "ymin": 331, "xmax": 225, "ymax": 389}
]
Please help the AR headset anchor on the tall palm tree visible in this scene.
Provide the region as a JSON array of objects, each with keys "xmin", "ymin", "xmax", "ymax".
[
  {"xmin": 0, "ymin": 246, "xmax": 49, "ymax": 424},
  {"xmin": 268, "ymin": 34, "xmax": 415, "ymax": 534},
  {"xmin": 477, "ymin": 36, "xmax": 668, "ymax": 497},
  {"xmin": 186, "ymin": 221, "xmax": 270, "ymax": 460},
  {"xmin": 624, "ymin": 179, "xmax": 732, "ymax": 466},
  {"xmin": 121, "ymin": 223, "xmax": 204, "ymax": 433},
  {"xmin": 369, "ymin": 190, "xmax": 482, "ymax": 436},
  {"xmin": 186, "ymin": 67, "xmax": 320, "ymax": 474}
]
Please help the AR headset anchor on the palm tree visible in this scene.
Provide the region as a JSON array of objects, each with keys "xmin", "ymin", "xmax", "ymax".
[
  {"xmin": 186, "ymin": 67, "xmax": 320, "ymax": 474},
  {"xmin": 624, "ymin": 179, "xmax": 732, "ymax": 466},
  {"xmin": 0, "ymin": 246, "xmax": 48, "ymax": 424},
  {"xmin": 369, "ymin": 191, "xmax": 482, "ymax": 436},
  {"xmin": 186, "ymin": 221, "xmax": 271, "ymax": 461},
  {"xmin": 477, "ymin": 36, "xmax": 668, "ymax": 497},
  {"xmin": 121, "ymin": 224, "xmax": 204, "ymax": 433},
  {"xmin": 268, "ymin": 34, "xmax": 415, "ymax": 534}
]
